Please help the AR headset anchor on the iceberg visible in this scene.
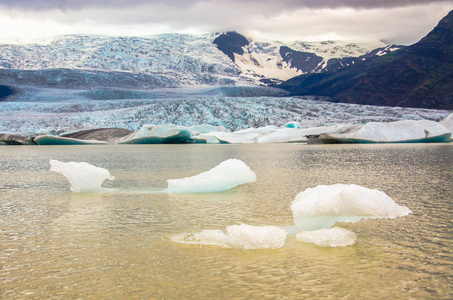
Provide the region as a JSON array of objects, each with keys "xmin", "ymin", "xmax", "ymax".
[
  {"xmin": 213, "ymin": 126, "xmax": 278, "ymax": 144},
  {"xmin": 295, "ymin": 227, "xmax": 357, "ymax": 247},
  {"xmin": 35, "ymin": 135, "xmax": 108, "ymax": 145},
  {"xmin": 116, "ymin": 124, "xmax": 191, "ymax": 144},
  {"xmin": 319, "ymin": 120, "xmax": 451, "ymax": 143},
  {"xmin": 49, "ymin": 159, "xmax": 115, "ymax": 193},
  {"xmin": 440, "ymin": 113, "xmax": 453, "ymax": 137},
  {"xmin": 290, "ymin": 184, "xmax": 412, "ymax": 231},
  {"xmin": 256, "ymin": 124, "xmax": 358, "ymax": 143},
  {"xmin": 171, "ymin": 224, "xmax": 287, "ymax": 249},
  {"xmin": 189, "ymin": 131, "xmax": 223, "ymax": 144},
  {"xmin": 164, "ymin": 159, "xmax": 256, "ymax": 193}
]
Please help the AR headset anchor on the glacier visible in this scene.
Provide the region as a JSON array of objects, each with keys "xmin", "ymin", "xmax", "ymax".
[
  {"xmin": 0, "ymin": 96, "xmax": 450, "ymax": 135},
  {"xmin": 164, "ymin": 159, "xmax": 257, "ymax": 193},
  {"xmin": 49, "ymin": 159, "xmax": 115, "ymax": 193}
]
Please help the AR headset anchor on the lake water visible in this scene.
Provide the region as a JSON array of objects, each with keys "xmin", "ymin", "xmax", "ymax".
[{"xmin": 0, "ymin": 143, "xmax": 452, "ymax": 299}]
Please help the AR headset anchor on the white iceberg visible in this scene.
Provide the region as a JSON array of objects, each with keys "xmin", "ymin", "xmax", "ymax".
[
  {"xmin": 213, "ymin": 126, "xmax": 279, "ymax": 144},
  {"xmin": 440, "ymin": 113, "xmax": 453, "ymax": 137},
  {"xmin": 117, "ymin": 124, "xmax": 191, "ymax": 144},
  {"xmin": 319, "ymin": 120, "xmax": 451, "ymax": 143},
  {"xmin": 171, "ymin": 224, "xmax": 287, "ymax": 249},
  {"xmin": 296, "ymin": 227, "xmax": 357, "ymax": 247},
  {"xmin": 290, "ymin": 184, "xmax": 412, "ymax": 231},
  {"xmin": 256, "ymin": 124, "xmax": 357, "ymax": 143},
  {"xmin": 164, "ymin": 159, "xmax": 256, "ymax": 193},
  {"xmin": 189, "ymin": 132, "xmax": 222, "ymax": 144},
  {"xmin": 49, "ymin": 159, "xmax": 115, "ymax": 193}
]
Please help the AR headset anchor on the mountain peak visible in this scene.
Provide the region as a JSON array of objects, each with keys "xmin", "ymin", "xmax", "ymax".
[{"xmin": 213, "ymin": 31, "xmax": 250, "ymax": 61}]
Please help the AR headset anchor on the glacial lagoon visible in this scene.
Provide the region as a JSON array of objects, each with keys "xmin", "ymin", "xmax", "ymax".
[{"xmin": 1, "ymin": 143, "xmax": 452, "ymax": 299}]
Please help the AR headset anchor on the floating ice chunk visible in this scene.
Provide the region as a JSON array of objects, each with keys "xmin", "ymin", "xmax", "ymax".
[
  {"xmin": 213, "ymin": 126, "xmax": 278, "ymax": 144},
  {"xmin": 440, "ymin": 113, "xmax": 453, "ymax": 136},
  {"xmin": 320, "ymin": 120, "xmax": 451, "ymax": 143},
  {"xmin": 35, "ymin": 135, "xmax": 108, "ymax": 145},
  {"xmin": 291, "ymin": 184, "xmax": 411, "ymax": 231},
  {"xmin": 256, "ymin": 124, "xmax": 358, "ymax": 143},
  {"xmin": 117, "ymin": 124, "xmax": 191, "ymax": 144},
  {"xmin": 226, "ymin": 224, "xmax": 287, "ymax": 249},
  {"xmin": 296, "ymin": 227, "xmax": 357, "ymax": 247},
  {"xmin": 164, "ymin": 159, "xmax": 256, "ymax": 193},
  {"xmin": 190, "ymin": 132, "xmax": 222, "ymax": 144},
  {"xmin": 171, "ymin": 224, "xmax": 287, "ymax": 249},
  {"xmin": 49, "ymin": 159, "xmax": 115, "ymax": 193}
]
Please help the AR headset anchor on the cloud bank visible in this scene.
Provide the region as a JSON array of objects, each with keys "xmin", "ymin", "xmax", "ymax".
[{"xmin": 0, "ymin": 0, "xmax": 451, "ymax": 44}]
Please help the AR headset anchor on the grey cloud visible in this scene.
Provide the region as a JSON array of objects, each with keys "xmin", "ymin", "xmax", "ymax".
[
  {"xmin": 0, "ymin": 0, "xmax": 451, "ymax": 45},
  {"xmin": 0, "ymin": 0, "xmax": 451, "ymax": 11}
]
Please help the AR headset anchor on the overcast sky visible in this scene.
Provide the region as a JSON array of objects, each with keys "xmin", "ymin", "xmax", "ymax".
[{"xmin": 0, "ymin": 0, "xmax": 452, "ymax": 45}]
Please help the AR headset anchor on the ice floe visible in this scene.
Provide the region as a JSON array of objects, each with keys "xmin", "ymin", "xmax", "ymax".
[
  {"xmin": 319, "ymin": 120, "xmax": 451, "ymax": 143},
  {"xmin": 440, "ymin": 113, "xmax": 453, "ymax": 138},
  {"xmin": 165, "ymin": 159, "xmax": 257, "ymax": 193},
  {"xmin": 117, "ymin": 124, "xmax": 192, "ymax": 144},
  {"xmin": 170, "ymin": 224, "xmax": 287, "ymax": 249},
  {"xmin": 35, "ymin": 135, "xmax": 108, "ymax": 145},
  {"xmin": 290, "ymin": 184, "xmax": 412, "ymax": 231},
  {"xmin": 2, "ymin": 117, "xmax": 452, "ymax": 145},
  {"xmin": 49, "ymin": 159, "xmax": 115, "ymax": 193}
]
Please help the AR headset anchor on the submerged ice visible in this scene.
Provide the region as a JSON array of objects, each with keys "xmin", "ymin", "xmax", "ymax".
[
  {"xmin": 296, "ymin": 227, "xmax": 357, "ymax": 247},
  {"xmin": 49, "ymin": 159, "xmax": 115, "ymax": 193},
  {"xmin": 171, "ymin": 224, "xmax": 287, "ymax": 249},
  {"xmin": 164, "ymin": 159, "xmax": 257, "ymax": 193}
]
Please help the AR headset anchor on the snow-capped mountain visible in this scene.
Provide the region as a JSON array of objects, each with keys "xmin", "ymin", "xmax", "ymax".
[
  {"xmin": 213, "ymin": 31, "xmax": 396, "ymax": 84},
  {"xmin": 0, "ymin": 32, "xmax": 393, "ymax": 88}
]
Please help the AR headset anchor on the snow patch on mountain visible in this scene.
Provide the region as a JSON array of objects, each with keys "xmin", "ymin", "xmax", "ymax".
[{"xmin": 230, "ymin": 37, "xmax": 385, "ymax": 82}]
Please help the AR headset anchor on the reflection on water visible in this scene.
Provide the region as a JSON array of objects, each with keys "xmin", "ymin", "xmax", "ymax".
[{"xmin": 0, "ymin": 144, "xmax": 452, "ymax": 299}]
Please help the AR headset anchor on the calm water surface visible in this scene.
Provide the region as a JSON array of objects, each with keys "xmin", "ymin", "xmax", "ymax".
[{"xmin": 0, "ymin": 143, "xmax": 452, "ymax": 299}]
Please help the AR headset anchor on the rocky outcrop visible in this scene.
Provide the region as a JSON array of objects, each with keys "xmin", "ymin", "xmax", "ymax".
[{"xmin": 0, "ymin": 133, "xmax": 35, "ymax": 145}]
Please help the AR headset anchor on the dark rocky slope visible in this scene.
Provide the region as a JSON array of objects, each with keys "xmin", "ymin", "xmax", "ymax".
[{"xmin": 279, "ymin": 10, "xmax": 453, "ymax": 110}]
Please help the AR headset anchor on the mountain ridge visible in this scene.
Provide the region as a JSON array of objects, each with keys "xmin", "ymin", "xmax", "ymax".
[
  {"xmin": 0, "ymin": 32, "xmax": 388, "ymax": 90},
  {"xmin": 278, "ymin": 10, "xmax": 453, "ymax": 110}
]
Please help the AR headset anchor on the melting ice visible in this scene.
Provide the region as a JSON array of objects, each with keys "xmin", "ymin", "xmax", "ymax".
[
  {"xmin": 164, "ymin": 159, "xmax": 257, "ymax": 193},
  {"xmin": 50, "ymin": 158, "xmax": 256, "ymax": 194},
  {"xmin": 290, "ymin": 184, "xmax": 412, "ymax": 231},
  {"xmin": 49, "ymin": 159, "xmax": 115, "ymax": 193},
  {"xmin": 289, "ymin": 184, "xmax": 411, "ymax": 247},
  {"xmin": 171, "ymin": 224, "xmax": 287, "ymax": 249},
  {"xmin": 296, "ymin": 227, "xmax": 357, "ymax": 247}
]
